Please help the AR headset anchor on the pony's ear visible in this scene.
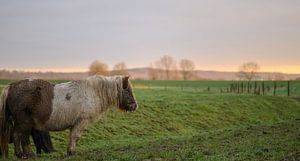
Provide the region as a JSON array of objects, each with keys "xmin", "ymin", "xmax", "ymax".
[{"xmin": 122, "ymin": 75, "xmax": 130, "ymax": 89}]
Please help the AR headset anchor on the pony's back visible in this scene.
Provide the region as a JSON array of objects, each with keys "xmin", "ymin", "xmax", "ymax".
[{"xmin": 7, "ymin": 79, "xmax": 54, "ymax": 127}]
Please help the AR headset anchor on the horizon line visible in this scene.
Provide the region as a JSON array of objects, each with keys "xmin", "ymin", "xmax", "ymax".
[{"xmin": 1, "ymin": 67, "xmax": 299, "ymax": 75}]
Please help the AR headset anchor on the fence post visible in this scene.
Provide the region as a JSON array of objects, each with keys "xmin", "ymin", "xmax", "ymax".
[
  {"xmin": 247, "ymin": 81, "xmax": 250, "ymax": 93},
  {"xmin": 262, "ymin": 81, "xmax": 265, "ymax": 95},
  {"xmin": 233, "ymin": 83, "xmax": 236, "ymax": 93},
  {"xmin": 241, "ymin": 82, "xmax": 244, "ymax": 93},
  {"xmin": 273, "ymin": 81, "xmax": 277, "ymax": 96},
  {"xmin": 254, "ymin": 81, "xmax": 257, "ymax": 94},
  {"xmin": 287, "ymin": 81, "xmax": 290, "ymax": 96}
]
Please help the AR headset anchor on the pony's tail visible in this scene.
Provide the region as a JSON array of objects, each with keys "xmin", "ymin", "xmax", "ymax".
[{"xmin": 0, "ymin": 86, "xmax": 11, "ymax": 158}]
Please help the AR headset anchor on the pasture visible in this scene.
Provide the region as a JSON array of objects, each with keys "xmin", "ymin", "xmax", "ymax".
[{"xmin": 0, "ymin": 79, "xmax": 299, "ymax": 160}]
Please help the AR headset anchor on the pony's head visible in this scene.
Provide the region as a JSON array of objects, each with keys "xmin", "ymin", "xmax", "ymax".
[{"xmin": 119, "ymin": 76, "xmax": 138, "ymax": 112}]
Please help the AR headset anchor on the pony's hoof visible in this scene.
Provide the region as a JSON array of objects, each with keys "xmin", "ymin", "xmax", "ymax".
[
  {"xmin": 27, "ymin": 152, "xmax": 36, "ymax": 158},
  {"xmin": 21, "ymin": 152, "xmax": 36, "ymax": 159},
  {"xmin": 22, "ymin": 155, "xmax": 28, "ymax": 159},
  {"xmin": 15, "ymin": 152, "xmax": 23, "ymax": 159},
  {"xmin": 67, "ymin": 150, "xmax": 76, "ymax": 156}
]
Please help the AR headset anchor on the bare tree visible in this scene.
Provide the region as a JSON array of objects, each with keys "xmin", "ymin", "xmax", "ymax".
[
  {"xmin": 179, "ymin": 59, "xmax": 195, "ymax": 80},
  {"xmin": 156, "ymin": 55, "xmax": 177, "ymax": 80},
  {"xmin": 237, "ymin": 62, "xmax": 260, "ymax": 81},
  {"xmin": 111, "ymin": 62, "xmax": 129, "ymax": 75},
  {"xmin": 88, "ymin": 60, "xmax": 109, "ymax": 76}
]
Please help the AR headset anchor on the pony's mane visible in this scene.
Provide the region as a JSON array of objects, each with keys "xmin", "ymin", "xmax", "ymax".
[{"xmin": 84, "ymin": 75, "xmax": 124, "ymax": 109}]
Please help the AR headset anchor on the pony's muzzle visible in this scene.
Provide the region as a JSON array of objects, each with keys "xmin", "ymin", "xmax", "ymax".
[{"xmin": 128, "ymin": 102, "xmax": 138, "ymax": 112}]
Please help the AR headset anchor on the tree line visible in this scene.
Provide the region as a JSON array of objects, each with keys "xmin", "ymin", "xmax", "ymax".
[
  {"xmin": 88, "ymin": 57, "xmax": 289, "ymax": 81},
  {"xmin": 89, "ymin": 61, "xmax": 129, "ymax": 76},
  {"xmin": 89, "ymin": 55, "xmax": 196, "ymax": 80},
  {"xmin": 0, "ymin": 56, "xmax": 293, "ymax": 81},
  {"xmin": 148, "ymin": 55, "xmax": 195, "ymax": 80},
  {"xmin": 89, "ymin": 55, "xmax": 260, "ymax": 81}
]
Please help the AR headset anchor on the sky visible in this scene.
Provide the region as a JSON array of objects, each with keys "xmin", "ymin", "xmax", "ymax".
[{"xmin": 0, "ymin": 0, "xmax": 299, "ymax": 73}]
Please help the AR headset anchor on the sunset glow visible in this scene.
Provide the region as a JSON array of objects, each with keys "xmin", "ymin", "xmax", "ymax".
[
  {"xmin": 2, "ymin": 65, "xmax": 299, "ymax": 74},
  {"xmin": 196, "ymin": 65, "xmax": 300, "ymax": 74}
]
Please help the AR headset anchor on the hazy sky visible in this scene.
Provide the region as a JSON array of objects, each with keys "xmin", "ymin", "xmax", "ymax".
[{"xmin": 0, "ymin": 0, "xmax": 299, "ymax": 73}]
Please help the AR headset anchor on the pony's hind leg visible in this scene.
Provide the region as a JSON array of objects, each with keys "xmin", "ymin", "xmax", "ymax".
[
  {"xmin": 12, "ymin": 113, "xmax": 35, "ymax": 159},
  {"xmin": 21, "ymin": 131, "xmax": 35, "ymax": 159},
  {"xmin": 12, "ymin": 127, "xmax": 23, "ymax": 158},
  {"xmin": 67, "ymin": 119, "xmax": 89, "ymax": 156}
]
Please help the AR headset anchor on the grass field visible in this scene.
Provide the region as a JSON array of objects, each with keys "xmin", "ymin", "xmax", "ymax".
[
  {"xmin": 0, "ymin": 80, "xmax": 300, "ymax": 160},
  {"xmin": 1, "ymin": 79, "xmax": 300, "ymax": 96},
  {"xmin": 132, "ymin": 80, "xmax": 300, "ymax": 97}
]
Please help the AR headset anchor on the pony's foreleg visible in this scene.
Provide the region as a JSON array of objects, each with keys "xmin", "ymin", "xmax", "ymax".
[
  {"xmin": 67, "ymin": 120, "xmax": 89, "ymax": 156},
  {"xmin": 31, "ymin": 129, "xmax": 42, "ymax": 154}
]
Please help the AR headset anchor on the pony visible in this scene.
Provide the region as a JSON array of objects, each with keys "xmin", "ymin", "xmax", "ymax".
[
  {"xmin": 0, "ymin": 129, "xmax": 55, "ymax": 158},
  {"xmin": 0, "ymin": 75, "xmax": 138, "ymax": 158}
]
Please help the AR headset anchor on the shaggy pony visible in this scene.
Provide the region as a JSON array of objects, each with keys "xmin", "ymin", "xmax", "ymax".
[{"xmin": 0, "ymin": 75, "xmax": 137, "ymax": 158}]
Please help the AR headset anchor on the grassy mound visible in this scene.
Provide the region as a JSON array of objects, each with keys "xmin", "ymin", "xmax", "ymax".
[
  {"xmin": 28, "ymin": 89, "xmax": 300, "ymax": 160},
  {"xmin": 49, "ymin": 119, "xmax": 300, "ymax": 161}
]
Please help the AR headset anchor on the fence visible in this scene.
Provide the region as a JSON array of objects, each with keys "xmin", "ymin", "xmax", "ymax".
[
  {"xmin": 131, "ymin": 80, "xmax": 300, "ymax": 97},
  {"xmin": 226, "ymin": 81, "xmax": 300, "ymax": 97}
]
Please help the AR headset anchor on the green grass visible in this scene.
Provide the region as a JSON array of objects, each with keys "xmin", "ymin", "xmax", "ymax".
[
  {"xmin": 132, "ymin": 80, "xmax": 231, "ymax": 89},
  {"xmin": 0, "ymin": 80, "xmax": 300, "ymax": 160},
  {"xmin": 42, "ymin": 119, "xmax": 300, "ymax": 161}
]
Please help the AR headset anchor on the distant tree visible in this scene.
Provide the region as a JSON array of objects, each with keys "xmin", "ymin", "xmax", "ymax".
[
  {"xmin": 148, "ymin": 63, "xmax": 159, "ymax": 80},
  {"xmin": 111, "ymin": 62, "xmax": 128, "ymax": 75},
  {"xmin": 237, "ymin": 62, "xmax": 260, "ymax": 81},
  {"xmin": 179, "ymin": 59, "xmax": 195, "ymax": 80},
  {"xmin": 155, "ymin": 55, "xmax": 177, "ymax": 80},
  {"xmin": 88, "ymin": 60, "xmax": 109, "ymax": 76}
]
